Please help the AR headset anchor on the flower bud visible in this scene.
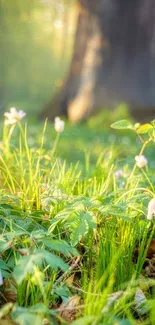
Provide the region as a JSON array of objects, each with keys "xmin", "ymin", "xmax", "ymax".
[
  {"xmin": 54, "ymin": 117, "xmax": 65, "ymax": 133},
  {"xmin": 135, "ymin": 155, "xmax": 147, "ymax": 168},
  {"xmin": 114, "ymin": 169, "xmax": 124, "ymax": 178}
]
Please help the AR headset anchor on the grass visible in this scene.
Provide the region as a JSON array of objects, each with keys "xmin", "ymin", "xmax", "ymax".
[{"xmin": 0, "ymin": 107, "xmax": 155, "ymax": 325}]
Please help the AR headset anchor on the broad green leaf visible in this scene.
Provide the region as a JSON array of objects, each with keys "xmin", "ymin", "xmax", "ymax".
[
  {"xmin": 49, "ymin": 208, "xmax": 75, "ymax": 231},
  {"xmin": 98, "ymin": 206, "xmax": 131, "ymax": 222},
  {"xmin": 54, "ymin": 284, "xmax": 72, "ymax": 298},
  {"xmin": 13, "ymin": 254, "xmax": 43, "ymax": 284},
  {"xmin": 70, "ymin": 215, "xmax": 88, "ymax": 246},
  {"xmin": 28, "ymin": 303, "xmax": 57, "ymax": 315},
  {"xmin": 42, "ymin": 239, "xmax": 78, "ymax": 256},
  {"xmin": 0, "ymin": 231, "xmax": 27, "ymax": 252},
  {"xmin": 66, "ymin": 196, "xmax": 94, "ymax": 209},
  {"xmin": 0, "ymin": 259, "xmax": 10, "ymax": 270},
  {"xmin": 81, "ymin": 212, "xmax": 97, "ymax": 228},
  {"xmin": 13, "ymin": 250, "xmax": 68, "ymax": 284},
  {"xmin": 111, "ymin": 120, "xmax": 133, "ymax": 130},
  {"xmin": 37, "ymin": 249, "xmax": 68, "ymax": 272},
  {"xmin": 137, "ymin": 123, "xmax": 153, "ymax": 134},
  {"xmin": 13, "ymin": 313, "xmax": 42, "ymax": 325},
  {"xmin": 4, "ymin": 231, "xmax": 26, "ymax": 240},
  {"xmin": 65, "ymin": 212, "xmax": 97, "ymax": 246},
  {"xmin": 30, "ymin": 229, "xmax": 48, "ymax": 240},
  {"xmin": 12, "ymin": 304, "xmax": 57, "ymax": 324},
  {"xmin": 0, "ymin": 239, "xmax": 11, "ymax": 252}
]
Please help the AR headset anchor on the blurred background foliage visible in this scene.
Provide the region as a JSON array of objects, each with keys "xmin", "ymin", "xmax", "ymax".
[{"xmin": 0, "ymin": 0, "xmax": 76, "ymax": 115}]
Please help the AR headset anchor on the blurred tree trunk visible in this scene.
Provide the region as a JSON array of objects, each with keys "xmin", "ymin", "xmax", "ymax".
[
  {"xmin": 0, "ymin": 2, "xmax": 7, "ymax": 112},
  {"xmin": 42, "ymin": 0, "xmax": 155, "ymax": 122}
]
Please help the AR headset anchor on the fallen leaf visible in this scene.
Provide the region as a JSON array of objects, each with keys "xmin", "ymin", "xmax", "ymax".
[
  {"xmin": 58, "ymin": 295, "xmax": 82, "ymax": 322},
  {"xmin": 134, "ymin": 288, "xmax": 148, "ymax": 316},
  {"xmin": 2, "ymin": 279, "xmax": 17, "ymax": 303}
]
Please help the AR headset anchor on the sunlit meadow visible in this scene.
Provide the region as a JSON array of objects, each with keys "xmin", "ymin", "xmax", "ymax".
[{"xmin": 0, "ymin": 106, "xmax": 155, "ymax": 325}]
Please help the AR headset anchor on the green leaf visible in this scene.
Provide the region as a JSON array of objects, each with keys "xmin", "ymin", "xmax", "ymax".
[
  {"xmin": 49, "ymin": 208, "xmax": 74, "ymax": 231},
  {"xmin": 38, "ymin": 249, "xmax": 68, "ymax": 272},
  {"xmin": 98, "ymin": 206, "xmax": 131, "ymax": 222},
  {"xmin": 0, "ymin": 231, "xmax": 29, "ymax": 252},
  {"xmin": 133, "ymin": 123, "xmax": 140, "ymax": 130},
  {"xmin": 64, "ymin": 212, "xmax": 97, "ymax": 246},
  {"xmin": 0, "ymin": 259, "xmax": 10, "ymax": 271},
  {"xmin": 4, "ymin": 231, "xmax": 26, "ymax": 240},
  {"xmin": 111, "ymin": 120, "xmax": 133, "ymax": 130},
  {"xmin": 151, "ymin": 119, "xmax": 155, "ymax": 127},
  {"xmin": 28, "ymin": 303, "xmax": 57, "ymax": 315},
  {"xmin": 70, "ymin": 215, "xmax": 88, "ymax": 246},
  {"xmin": 137, "ymin": 124, "xmax": 153, "ymax": 134},
  {"xmin": 54, "ymin": 284, "xmax": 72, "ymax": 298},
  {"xmin": 12, "ymin": 304, "xmax": 57, "ymax": 325},
  {"xmin": 149, "ymin": 128, "xmax": 155, "ymax": 142},
  {"xmin": 42, "ymin": 239, "xmax": 78, "ymax": 256},
  {"xmin": 0, "ymin": 238, "xmax": 11, "ymax": 252},
  {"xmin": 13, "ymin": 250, "xmax": 68, "ymax": 284},
  {"xmin": 30, "ymin": 229, "xmax": 49, "ymax": 240},
  {"xmin": 13, "ymin": 254, "xmax": 43, "ymax": 284},
  {"xmin": 13, "ymin": 313, "xmax": 42, "ymax": 325}
]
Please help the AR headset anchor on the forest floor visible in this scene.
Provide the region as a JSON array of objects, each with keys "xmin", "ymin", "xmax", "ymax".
[{"xmin": 0, "ymin": 106, "xmax": 155, "ymax": 325}]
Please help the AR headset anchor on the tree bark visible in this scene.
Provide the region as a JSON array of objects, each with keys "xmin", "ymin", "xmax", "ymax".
[{"xmin": 42, "ymin": 0, "xmax": 155, "ymax": 122}]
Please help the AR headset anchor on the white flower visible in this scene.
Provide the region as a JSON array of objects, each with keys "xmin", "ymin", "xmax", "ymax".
[
  {"xmin": 135, "ymin": 155, "xmax": 148, "ymax": 168},
  {"xmin": 54, "ymin": 117, "xmax": 65, "ymax": 133},
  {"xmin": 147, "ymin": 198, "xmax": 155, "ymax": 220},
  {"xmin": 114, "ymin": 169, "xmax": 124, "ymax": 178},
  {"xmin": 4, "ymin": 107, "xmax": 26, "ymax": 125},
  {"xmin": 0, "ymin": 270, "xmax": 3, "ymax": 286}
]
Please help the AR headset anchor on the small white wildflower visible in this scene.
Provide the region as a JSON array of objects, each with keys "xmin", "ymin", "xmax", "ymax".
[
  {"xmin": 4, "ymin": 107, "xmax": 26, "ymax": 125},
  {"xmin": 114, "ymin": 169, "xmax": 124, "ymax": 178},
  {"xmin": 135, "ymin": 155, "xmax": 148, "ymax": 168},
  {"xmin": 54, "ymin": 116, "xmax": 65, "ymax": 133},
  {"xmin": 147, "ymin": 198, "xmax": 155, "ymax": 220},
  {"xmin": 0, "ymin": 270, "xmax": 3, "ymax": 286}
]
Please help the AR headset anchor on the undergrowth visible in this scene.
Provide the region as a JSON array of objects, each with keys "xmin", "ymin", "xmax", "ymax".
[{"xmin": 0, "ymin": 108, "xmax": 155, "ymax": 325}]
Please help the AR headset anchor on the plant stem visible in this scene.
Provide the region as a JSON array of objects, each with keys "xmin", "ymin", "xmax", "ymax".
[
  {"xmin": 51, "ymin": 132, "xmax": 60, "ymax": 156},
  {"xmin": 126, "ymin": 139, "xmax": 150, "ymax": 189}
]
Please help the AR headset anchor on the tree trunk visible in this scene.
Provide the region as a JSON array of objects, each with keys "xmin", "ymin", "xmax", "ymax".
[{"xmin": 42, "ymin": 0, "xmax": 155, "ymax": 122}]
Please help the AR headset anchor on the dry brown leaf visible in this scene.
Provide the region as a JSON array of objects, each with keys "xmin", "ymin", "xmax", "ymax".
[
  {"xmin": 134, "ymin": 288, "xmax": 148, "ymax": 316},
  {"xmin": 144, "ymin": 256, "xmax": 155, "ymax": 277},
  {"xmin": 58, "ymin": 295, "xmax": 82, "ymax": 322},
  {"xmin": 2, "ymin": 280, "xmax": 17, "ymax": 303},
  {"xmin": 41, "ymin": 214, "xmax": 50, "ymax": 221},
  {"xmin": 65, "ymin": 274, "xmax": 75, "ymax": 286}
]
